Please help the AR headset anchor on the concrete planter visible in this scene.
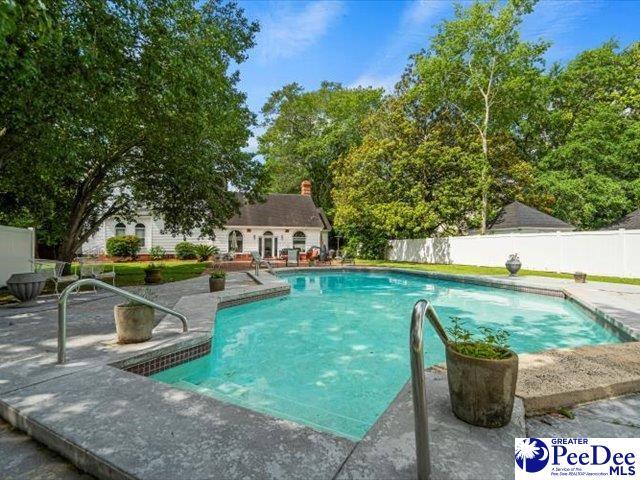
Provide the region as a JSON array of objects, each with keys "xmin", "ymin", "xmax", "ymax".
[
  {"xmin": 114, "ymin": 304, "xmax": 154, "ymax": 344},
  {"xmin": 446, "ymin": 343, "xmax": 518, "ymax": 428},
  {"xmin": 209, "ymin": 277, "xmax": 225, "ymax": 292},
  {"xmin": 6, "ymin": 272, "xmax": 48, "ymax": 306},
  {"xmin": 574, "ymin": 272, "xmax": 587, "ymax": 283},
  {"xmin": 144, "ymin": 268, "xmax": 163, "ymax": 284},
  {"xmin": 505, "ymin": 258, "xmax": 521, "ymax": 277}
]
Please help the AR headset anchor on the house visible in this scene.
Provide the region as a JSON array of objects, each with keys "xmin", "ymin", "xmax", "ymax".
[
  {"xmin": 602, "ymin": 208, "xmax": 640, "ymax": 230},
  {"xmin": 485, "ymin": 201, "xmax": 574, "ymax": 234},
  {"xmin": 82, "ymin": 181, "xmax": 332, "ymax": 258}
]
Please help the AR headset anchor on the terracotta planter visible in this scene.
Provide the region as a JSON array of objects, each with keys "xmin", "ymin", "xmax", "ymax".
[
  {"xmin": 113, "ymin": 304, "xmax": 154, "ymax": 344},
  {"xmin": 505, "ymin": 258, "xmax": 521, "ymax": 277},
  {"xmin": 209, "ymin": 277, "xmax": 225, "ymax": 292},
  {"xmin": 446, "ymin": 343, "xmax": 518, "ymax": 428},
  {"xmin": 6, "ymin": 272, "xmax": 48, "ymax": 306},
  {"xmin": 144, "ymin": 268, "xmax": 163, "ymax": 284},
  {"xmin": 574, "ymin": 272, "xmax": 587, "ymax": 283}
]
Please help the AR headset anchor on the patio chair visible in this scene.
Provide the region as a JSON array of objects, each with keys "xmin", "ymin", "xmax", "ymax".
[
  {"xmin": 286, "ymin": 249, "xmax": 299, "ymax": 267},
  {"xmin": 250, "ymin": 251, "xmax": 274, "ymax": 274},
  {"xmin": 32, "ymin": 259, "xmax": 79, "ymax": 296},
  {"xmin": 340, "ymin": 253, "xmax": 355, "ymax": 265},
  {"xmin": 79, "ymin": 262, "xmax": 116, "ymax": 291}
]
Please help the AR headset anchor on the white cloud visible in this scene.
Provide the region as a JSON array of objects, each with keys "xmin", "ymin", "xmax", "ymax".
[
  {"xmin": 242, "ymin": 126, "xmax": 266, "ymax": 154},
  {"xmin": 255, "ymin": 1, "xmax": 345, "ymax": 63},
  {"xmin": 349, "ymin": 72, "xmax": 399, "ymax": 93},
  {"xmin": 401, "ymin": 0, "xmax": 450, "ymax": 29},
  {"xmin": 521, "ymin": 0, "xmax": 603, "ymax": 62},
  {"xmin": 350, "ymin": 0, "xmax": 450, "ymax": 94}
]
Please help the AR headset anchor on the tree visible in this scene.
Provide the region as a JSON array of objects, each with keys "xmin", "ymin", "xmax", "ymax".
[
  {"xmin": 0, "ymin": 0, "xmax": 266, "ymax": 261},
  {"xmin": 259, "ymin": 81, "xmax": 383, "ymax": 215},
  {"xmin": 530, "ymin": 42, "xmax": 640, "ymax": 229},
  {"xmin": 412, "ymin": 0, "xmax": 547, "ymax": 233}
]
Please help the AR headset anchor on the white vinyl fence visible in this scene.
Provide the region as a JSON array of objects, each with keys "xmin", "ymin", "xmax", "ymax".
[
  {"xmin": 388, "ymin": 229, "xmax": 640, "ymax": 278},
  {"xmin": 0, "ymin": 225, "xmax": 36, "ymax": 287}
]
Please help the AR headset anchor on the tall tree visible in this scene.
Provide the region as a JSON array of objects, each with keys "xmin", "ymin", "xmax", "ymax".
[
  {"xmin": 0, "ymin": 0, "xmax": 266, "ymax": 261},
  {"xmin": 259, "ymin": 81, "xmax": 383, "ymax": 215},
  {"xmin": 530, "ymin": 42, "xmax": 640, "ymax": 229},
  {"xmin": 412, "ymin": 0, "xmax": 547, "ymax": 233}
]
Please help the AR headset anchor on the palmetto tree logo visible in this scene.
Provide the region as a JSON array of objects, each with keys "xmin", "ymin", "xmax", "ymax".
[{"xmin": 515, "ymin": 438, "xmax": 549, "ymax": 473}]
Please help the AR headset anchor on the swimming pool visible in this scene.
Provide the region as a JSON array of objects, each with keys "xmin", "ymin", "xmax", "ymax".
[{"xmin": 152, "ymin": 270, "xmax": 623, "ymax": 440}]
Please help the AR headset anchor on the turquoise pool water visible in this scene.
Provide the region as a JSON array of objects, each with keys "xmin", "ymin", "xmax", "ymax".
[{"xmin": 153, "ymin": 270, "xmax": 623, "ymax": 440}]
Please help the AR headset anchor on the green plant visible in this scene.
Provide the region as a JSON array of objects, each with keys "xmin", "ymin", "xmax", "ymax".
[
  {"xmin": 210, "ymin": 269, "xmax": 226, "ymax": 279},
  {"xmin": 447, "ymin": 317, "xmax": 511, "ymax": 360},
  {"xmin": 175, "ymin": 241, "xmax": 197, "ymax": 260},
  {"xmin": 122, "ymin": 287, "xmax": 156, "ymax": 307},
  {"xmin": 148, "ymin": 246, "xmax": 166, "ymax": 261},
  {"xmin": 144, "ymin": 262, "xmax": 164, "ymax": 272},
  {"xmin": 106, "ymin": 235, "xmax": 142, "ymax": 259},
  {"xmin": 194, "ymin": 244, "xmax": 218, "ymax": 262}
]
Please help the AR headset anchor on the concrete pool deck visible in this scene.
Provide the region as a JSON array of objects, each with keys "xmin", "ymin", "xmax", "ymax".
[{"xmin": 1, "ymin": 266, "xmax": 639, "ymax": 479}]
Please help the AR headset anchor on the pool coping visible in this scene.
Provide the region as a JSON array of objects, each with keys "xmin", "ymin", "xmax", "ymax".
[{"xmin": 2, "ymin": 267, "xmax": 639, "ymax": 479}]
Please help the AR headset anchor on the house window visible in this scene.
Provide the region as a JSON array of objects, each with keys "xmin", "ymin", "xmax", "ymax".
[
  {"xmin": 293, "ymin": 231, "xmax": 306, "ymax": 250},
  {"xmin": 135, "ymin": 223, "xmax": 146, "ymax": 246},
  {"xmin": 228, "ymin": 230, "xmax": 243, "ymax": 252},
  {"xmin": 115, "ymin": 223, "xmax": 126, "ymax": 237}
]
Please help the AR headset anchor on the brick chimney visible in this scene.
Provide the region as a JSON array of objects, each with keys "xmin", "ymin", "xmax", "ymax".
[{"xmin": 301, "ymin": 180, "xmax": 312, "ymax": 197}]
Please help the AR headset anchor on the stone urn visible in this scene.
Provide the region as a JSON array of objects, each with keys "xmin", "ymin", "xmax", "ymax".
[
  {"xmin": 574, "ymin": 272, "xmax": 587, "ymax": 283},
  {"xmin": 144, "ymin": 267, "xmax": 163, "ymax": 284},
  {"xmin": 505, "ymin": 254, "xmax": 521, "ymax": 277},
  {"xmin": 446, "ymin": 343, "xmax": 518, "ymax": 428},
  {"xmin": 6, "ymin": 272, "xmax": 48, "ymax": 306},
  {"xmin": 113, "ymin": 304, "xmax": 154, "ymax": 343}
]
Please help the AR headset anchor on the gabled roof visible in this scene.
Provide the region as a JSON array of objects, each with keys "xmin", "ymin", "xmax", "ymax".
[
  {"xmin": 603, "ymin": 208, "xmax": 640, "ymax": 230},
  {"xmin": 227, "ymin": 194, "xmax": 330, "ymax": 229},
  {"xmin": 488, "ymin": 201, "xmax": 574, "ymax": 232}
]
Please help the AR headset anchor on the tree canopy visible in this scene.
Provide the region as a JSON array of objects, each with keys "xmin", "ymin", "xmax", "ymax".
[
  {"xmin": 259, "ymin": 81, "xmax": 383, "ymax": 215},
  {"xmin": 0, "ymin": 0, "xmax": 266, "ymax": 260}
]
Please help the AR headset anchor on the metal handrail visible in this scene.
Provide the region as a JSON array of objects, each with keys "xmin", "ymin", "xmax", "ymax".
[
  {"xmin": 410, "ymin": 300, "xmax": 450, "ymax": 480},
  {"xmin": 57, "ymin": 278, "xmax": 189, "ymax": 364}
]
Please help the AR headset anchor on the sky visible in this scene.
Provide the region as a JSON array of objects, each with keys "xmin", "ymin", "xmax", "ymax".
[{"xmin": 237, "ymin": 0, "xmax": 640, "ymax": 151}]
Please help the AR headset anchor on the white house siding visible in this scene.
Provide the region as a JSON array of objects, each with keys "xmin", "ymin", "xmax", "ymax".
[{"xmin": 82, "ymin": 215, "xmax": 324, "ymax": 257}]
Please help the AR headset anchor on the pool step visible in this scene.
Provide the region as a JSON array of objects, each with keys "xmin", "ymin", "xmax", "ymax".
[
  {"xmin": 517, "ymin": 341, "xmax": 640, "ymax": 415},
  {"xmin": 172, "ymin": 378, "xmax": 369, "ymax": 440}
]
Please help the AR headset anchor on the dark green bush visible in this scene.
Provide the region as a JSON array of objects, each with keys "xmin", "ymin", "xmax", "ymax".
[
  {"xmin": 175, "ymin": 241, "xmax": 197, "ymax": 260},
  {"xmin": 106, "ymin": 235, "xmax": 141, "ymax": 258},
  {"xmin": 194, "ymin": 244, "xmax": 218, "ymax": 262}
]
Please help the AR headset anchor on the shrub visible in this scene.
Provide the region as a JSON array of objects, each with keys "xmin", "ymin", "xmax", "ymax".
[
  {"xmin": 175, "ymin": 241, "xmax": 197, "ymax": 260},
  {"xmin": 194, "ymin": 244, "xmax": 218, "ymax": 262},
  {"xmin": 106, "ymin": 235, "xmax": 141, "ymax": 259},
  {"xmin": 144, "ymin": 262, "xmax": 164, "ymax": 272},
  {"xmin": 210, "ymin": 269, "xmax": 226, "ymax": 279},
  {"xmin": 447, "ymin": 317, "xmax": 512, "ymax": 360},
  {"xmin": 148, "ymin": 246, "xmax": 166, "ymax": 261}
]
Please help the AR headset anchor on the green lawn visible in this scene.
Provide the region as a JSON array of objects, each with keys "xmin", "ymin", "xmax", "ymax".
[
  {"xmin": 355, "ymin": 259, "xmax": 640, "ymax": 286},
  {"xmin": 0, "ymin": 260, "xmax": 209, "ymax": 304},
  {"xmin": 74, "ymin": 260, "xmax": 209, "ymax": 287}
]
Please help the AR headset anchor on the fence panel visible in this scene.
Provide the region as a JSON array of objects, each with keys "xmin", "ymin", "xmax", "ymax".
[
  {"xmin": 0, "ymin": 226, "xmax": 35, "ymax": 287},
  {"xmin": 388, "ymin": 229, "xmax": 640, "ymax": 278}
]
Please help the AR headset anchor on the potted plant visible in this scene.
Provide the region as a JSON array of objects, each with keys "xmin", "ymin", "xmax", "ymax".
[
  {"xmin": 113, "ymin": 289, "xmax": 156, "ymax": 344},
  {"xmin": 144, "ymin": 262, "xmax": 163, "ymax": 284},
  {"xmin": 209, "ymin": 270, "xmax": 226, "ymax": 292},
  {"xmin": 446, "ymin": 318, "xmax": 518, "ymax": 428},
  {"xmin": 505, "ymin": 253, "xmax": 521, "ymax": 276}
]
